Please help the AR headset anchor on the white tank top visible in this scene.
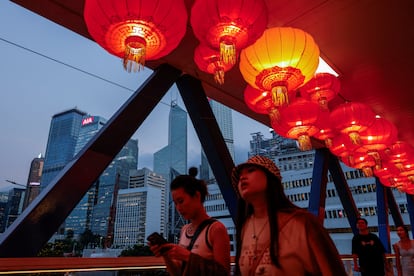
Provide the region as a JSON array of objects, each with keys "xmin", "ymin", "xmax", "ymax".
[{"xmin": 178, "ymin": 222, "xmax": 215, "ymax": 260}]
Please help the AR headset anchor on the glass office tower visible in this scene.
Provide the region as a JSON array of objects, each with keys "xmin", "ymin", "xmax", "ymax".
[
  {"xmin": 90, "ymin": 138, "xmax": 138, "ymax": 237},
  {"xmin": 42, "ymin": 110, "xmax": 138, "ymax": 238},
  {"xmin": 153, "ymin": 101, "xmax": 187, "ymax": 240},
  {"xmin": 41, "ymin": 108, "xmax": 87, "ymax": 190},
  {"xmin": 64, "ymin": 115, "xmax": 106, "ymax": 235}
]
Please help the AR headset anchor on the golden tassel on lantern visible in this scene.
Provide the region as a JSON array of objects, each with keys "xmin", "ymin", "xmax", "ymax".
[
  {"xmin": 214, "ymin": 69, "xmax": 225, "ymax": 85},
  {"xmin": 268, "ymin": 107, "xmax": 281, "ymax": 125},
  {"xmin": 297, "ymin": 134, "xmax": 312, "ymax": 151},
  {"xmin": 123, "ymin": 36, "xmax": 146, "ymax": 72},
  {"xmin": 210, "ymin": 59, "xmax": 225, "ymax": 85},
  {"xmin": 348, "ymin": 131, "xmax": 361, "ymax": 145},
  {"xmin": 220, "ymin": 36, "xmax": 236, "ymax": 65},
  {"xmin": 271, "ymin": 86, "xmax": 289, "ymax": 107}
]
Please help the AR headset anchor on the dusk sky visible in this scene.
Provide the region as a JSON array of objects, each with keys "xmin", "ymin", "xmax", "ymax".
[{"xmin": 0, "ymin": 1, "xmax": 271, "ymax": 191}]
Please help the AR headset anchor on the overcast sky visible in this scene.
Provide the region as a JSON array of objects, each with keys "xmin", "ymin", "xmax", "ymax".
[{"xmin": 0, "ymin": 1, "xmax": 271, "ymax": 191}]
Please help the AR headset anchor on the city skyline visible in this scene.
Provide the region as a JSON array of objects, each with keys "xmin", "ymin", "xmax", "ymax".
[{"xmin": 0, "ymin": 1, "xmax": 271, "ymax": 191}]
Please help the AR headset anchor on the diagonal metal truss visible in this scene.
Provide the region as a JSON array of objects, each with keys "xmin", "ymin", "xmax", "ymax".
[{"xmin": 0, "ymin": 64, "xmax": 182, "ymax": 257}]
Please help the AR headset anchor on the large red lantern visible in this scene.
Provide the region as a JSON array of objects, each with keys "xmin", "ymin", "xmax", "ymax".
[
  {"xmin": 191, "ymin": 0, "xmax": 267, "ymax": 65},
  {"xmin": 329, "ymin": 102, "xmax": 376, "ymax": 145},
  {"xmin": 374, "ymin": 161, "xmax": 400, "ymax": 182},
  {"xmin": 329, "ymin": 133, "xmax": 360, "ymax": 161},
  {"xmin": 240, "ymin": 27, "xmax": 320, "ymax": 108},
  {"xmin": 387, "ymin": 141, "xmax": 414, "ymax": 168},
  {"xmin": 243, "ymin": 85, "xmax": 280, "ymax": 122},
  {"xmin": 194, "ymin": 44, "xmax": 234, "ymax": 85},
  {"xmin": 314, "ymin": 109, "xmax": 337, "ymax": 148},
  {"xmin": 355, "ymin": 116, "xmax": 398, "ymax": 169},
  {"xmin": 271, "ymin": 98, "xmax": 321, "ymax": 151},
  {"xmin": 84, "ymin": 0, "xmax": 187, "ymax": 72},
  {"xmin": 299, "ymin": 73, "xmax": 340, "ymax": 110},
  {"xmin": 341, "ymin": 151, "xmax": 376, "ymax": 177}
]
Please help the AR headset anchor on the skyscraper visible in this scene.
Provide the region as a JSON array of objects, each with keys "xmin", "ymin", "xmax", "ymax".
[
  {"xmin": 41, "ymin": 109, "xmax": 138, "ymax": 238},
  {"xmin": 22, "ymin": 155, "xmax": 44, "ymax": 210},
  {"xmin": 90, "ymin": 138, "xmax": 138, "ymax": 237},
  {"xmin": 153, "ymin": 101, "xmax": 187, "ymax": 240},
  {"xmin": 3, "ymin": 188, "xmax": 25, "ymax": 229},
  {"xmin": 41, "ymin": 108, "xmax": 87, "ymax": 190},
  {"xmin": 64, "ymin": 115, "xmax": 107, "ymax": 235}
]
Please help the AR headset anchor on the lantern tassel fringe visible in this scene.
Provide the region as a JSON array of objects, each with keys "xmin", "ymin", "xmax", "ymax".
[
  {"xmin": 220, "ymin": 41, "xmax": 236, "ymax": 65},
  {"xmin": 123, "ymin": 45, "xmax": 146, "ymax": 73}
]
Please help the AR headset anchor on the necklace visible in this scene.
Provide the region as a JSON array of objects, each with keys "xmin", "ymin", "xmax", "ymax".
[
  {"xmin": 185, "ymin": 223, "xmax": 194, "ymax": 239},
  {"xmin": 252, "ymin": 215, "xmax": 269, "ymax": 260}
]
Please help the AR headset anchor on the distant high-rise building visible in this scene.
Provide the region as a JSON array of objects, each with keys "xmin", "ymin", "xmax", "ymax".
[
  {"xmin": 22, "ymin": 155, "xmax": 44, "ymax": 210},
  {"xmin": 113, "ymin": 168, "xmax": 166, "ymax": 248},
  {"xmin": 4, "ymin": 188, "xmax": 25, "ymax": 229},
  {"xmin": 90, "ymin": 138, "xmax": 138, "ymax": 237},
  {"xmin": 64, "ymin": 115, "xmax": 107, "ymax": 235},
  {"xmin": 41, "ymin": 109, "xmax": 138, "ymax": 238},
  {"xmin": 0, "ymin": 192, "xmax": 9, "ymax": 233},
  {"xmin": 41, "ymin": 108, "xmax": 87, "ymax": 190},
  {"xmin": 153, "ymin": 101, "xmax": 187, "ymax": 240}
]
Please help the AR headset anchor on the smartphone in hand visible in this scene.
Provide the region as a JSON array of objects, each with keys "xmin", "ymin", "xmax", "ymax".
[
  {"xmin": 147, "ymin": 232, "xmax": 168, "ymax": 245},
  {"xmin": 147, "ymin": 232, "xmax": 170, "ymax": 254}
]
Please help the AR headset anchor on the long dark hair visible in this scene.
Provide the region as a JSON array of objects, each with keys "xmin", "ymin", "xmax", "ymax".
[{"xmin": 234, "ymin": 169, "xmax": 298, "ymax": 273}]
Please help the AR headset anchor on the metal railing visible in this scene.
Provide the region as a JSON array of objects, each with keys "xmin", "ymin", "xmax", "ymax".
[{"xmin": 1, "ymin": 255, "xmax": 398, "ymax": 275}]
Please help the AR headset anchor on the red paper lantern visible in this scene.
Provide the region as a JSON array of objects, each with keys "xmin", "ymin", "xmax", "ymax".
[
  {"xmin": 329, "ymin": 102, "xmax": 376, "ymax": 145},
  {"xmin": 374, "ymin": 161, "xmax": 399, "ymax": 181},
  {"xmin": 271, "ymin": 98, "xmax": 321, "ymax": 151},
  {"xmin": 191, "ymin": 0, "xmax": 267, "ymax": 65},
  {"xmin": 194, "ymin": 44, "xmax": 234, "ymax": 85},
  {"xmin": 84, "ymin": 0, "xmax": 187, "ymax": 72},
  {"xmin": 299, "ymin": 73, "xmax": 340, "ymax": 110},
  {"xmin": 392, "ymin": 176, "xmax": 411, "ymax": 191},
  {"xmin": 243, "ymin": 85, "xmax": 281, "ymax": 122},
  {"xmin": 400, "ymin": 183, "xmax": 414, "ymax": 195},
  {"xmin": 355, "ymin": 116, "xmax": 398, "ymax": 169},
  {"xmin": 385, "ymin": 141, "xmax": 414, "ymax": 171},
  {"xmin": 379, "ymin": 175, "xmax": 399, "ymax": 188},
  {"xmin": 341, "ymin": 151, "xmax": 376, "ymax": 177},
  {"xmin": 329, "ymin": 133, "xmax": 360, "ymax": 161},
  {"xmin": 314, "ymin": 109, "xmax": 337, "ymax": 148},
  {"xmin": 399, "ymin": 159, "xmax": 414, "ymax": 182}
]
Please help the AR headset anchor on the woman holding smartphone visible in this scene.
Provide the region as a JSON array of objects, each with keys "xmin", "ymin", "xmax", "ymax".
[{"xmin": 148, "ymin": 167, "xmax": 230, "ymax": 276}]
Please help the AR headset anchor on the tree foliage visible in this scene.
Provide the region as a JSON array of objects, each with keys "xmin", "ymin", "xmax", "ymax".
[{"xmin": 120, "ymin": 244, "xmax": 153, "ymax": 256}]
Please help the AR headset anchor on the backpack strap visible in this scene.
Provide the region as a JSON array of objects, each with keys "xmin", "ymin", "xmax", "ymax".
[
  {"xmin": 205, "ymin": 219, "xmax": 218, "ymax": 250},
  {"xmin": 187, "ymin": 218, "xmax": 216, "ymax": 251}
]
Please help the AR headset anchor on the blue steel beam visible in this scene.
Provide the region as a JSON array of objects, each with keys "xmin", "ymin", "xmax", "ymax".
[
  {"xmin": 406, "ymin": 194, "xmax": 414, "ymax": 236},
  {"xmin": 308, "ymin": 148, "xmax": 329, "ymax": 222},
  {"xmin": 0, "ymin": 64, "xmax": 182, "ymax": 257},
  {"xmin": 328, "ymin": 152, "xmax": 359, "ymax": 234},
  {"xmin": 385, "ymin": 186, "xmax": 404, "ymax": 227},
  {"xmin": 376, "ymin": 178, "xmax": 391, "ymax": 253},
  {"xmin": 176, "ymin": 74, "xmax": 237, "ymax": 221}
]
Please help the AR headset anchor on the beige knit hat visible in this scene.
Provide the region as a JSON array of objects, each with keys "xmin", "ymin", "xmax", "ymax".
[{"xmin": 232, "ymin": 155, "xmax": 282, "ymax": 189}]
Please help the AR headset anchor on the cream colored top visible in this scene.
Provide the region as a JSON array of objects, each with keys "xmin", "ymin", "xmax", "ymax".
[{"xmin": 239, "ymin": 210, "xmax": 347, "ymax": 276}]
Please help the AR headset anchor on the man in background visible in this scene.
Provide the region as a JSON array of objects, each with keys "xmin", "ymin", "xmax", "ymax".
[{"xmin": 352, "ymin": 218, "xmax": 386, "ymax": 276}]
